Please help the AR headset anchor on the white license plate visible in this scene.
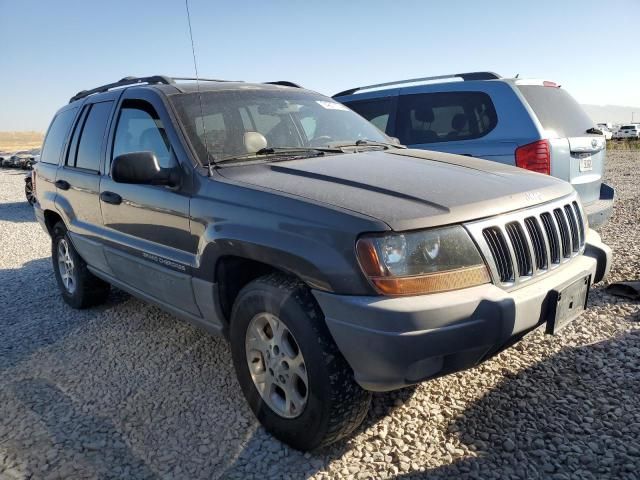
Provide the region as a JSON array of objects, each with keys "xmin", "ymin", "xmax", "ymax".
[{"xmin": 579, "ymin": 154, "xmax": 593, "ymax": 172}]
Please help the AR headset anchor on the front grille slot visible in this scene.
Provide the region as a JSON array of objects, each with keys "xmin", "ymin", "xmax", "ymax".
[
  {"xmin": 505, "ymin": 222, "xmax": 532, "ymax": 276},
  {"xmin": 524, "ymin": 216, "xmax": 547, "ymax": 270},
  {"xmin": 564, "ymin": 205, "xmax": 580, "ymax": 252},
  {"xmin": 572, "ymin": 201, "xmax": 585, "ymax": 246},
  {"xmin": 482, "ymin": 227, "xmax": 513, "ymax": 283},
  {"xmin": 540, "ymin": 212, "xmax": 560, "ymax": 264},
  {"xmin": 553, "ymin": 208, "xmax": 571, "ymax": 258}
]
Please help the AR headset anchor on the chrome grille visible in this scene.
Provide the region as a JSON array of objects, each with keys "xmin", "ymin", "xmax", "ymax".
[{"xmin": 465, "ymin": 194, "xmax": 586, "ymax": 289}]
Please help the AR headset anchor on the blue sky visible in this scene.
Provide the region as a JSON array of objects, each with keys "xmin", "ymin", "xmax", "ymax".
[{"xmin": 1, "ymin": 0, "xmax": 639, "ymax": 131}]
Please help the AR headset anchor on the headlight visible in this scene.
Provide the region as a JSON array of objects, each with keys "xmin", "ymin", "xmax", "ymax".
[{"xmin": 356, "ymin": 225, "xmax": 490, "ymax": 295}]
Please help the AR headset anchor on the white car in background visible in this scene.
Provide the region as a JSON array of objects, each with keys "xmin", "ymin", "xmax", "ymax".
[
  {"xmin": 613, "ymin": 124, "xmax": 640, "ymax": 139},
  {"xmin": 597, "ymin": 126, "xmax": 613, "ymax": 140}
]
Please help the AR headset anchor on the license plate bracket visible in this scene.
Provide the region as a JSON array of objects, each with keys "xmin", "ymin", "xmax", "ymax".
[{"xmin": 546, "ymin": 275, "xmax": 590, "ymax": 335}]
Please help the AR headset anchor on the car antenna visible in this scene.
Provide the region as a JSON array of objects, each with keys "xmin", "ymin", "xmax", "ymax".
[{"xmin": 185, "ymin": 0, "xmax": 215, "ymax": 176}]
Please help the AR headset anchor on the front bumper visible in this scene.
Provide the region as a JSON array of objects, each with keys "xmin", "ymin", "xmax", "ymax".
[
  {"xmin": 313, "ymin": 230, "xmax": 611, "ymax": 392},
  {"xmin": 584, "ymin": 183, "xmax": 615, "ymax": 229}
]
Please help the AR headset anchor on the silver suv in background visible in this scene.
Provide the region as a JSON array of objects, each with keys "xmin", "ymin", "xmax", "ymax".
[{"xmin": 334, "ymin": 72, "xmax": 615, "ymax": 228}]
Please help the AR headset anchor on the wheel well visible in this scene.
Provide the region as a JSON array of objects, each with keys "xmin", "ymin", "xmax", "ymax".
[
  {"xmin": 43, "ymin": 210, "xmax": 63, "ymax": 236},
  {"xmin": 216, "ymin": 256, "xmax": 286, "ymax": 322}
]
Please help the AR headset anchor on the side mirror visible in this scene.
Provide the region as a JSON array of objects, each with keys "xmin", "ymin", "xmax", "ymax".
[{"xmin": 111, "ymin": 152, "xmax": 177, "ymax": 186}]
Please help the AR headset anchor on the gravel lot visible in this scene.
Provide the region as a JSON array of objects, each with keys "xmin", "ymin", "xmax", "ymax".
[{"xmin": 1, "ymin": 152, "xmax": 639, "ymax": 480}]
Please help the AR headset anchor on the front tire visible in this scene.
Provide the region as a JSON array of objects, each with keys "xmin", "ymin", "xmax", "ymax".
[
  {"xmin": 230, "ymin": 273, "xmax": 371, "ymax": 451},
  {"xmin": 52, "ymin": 222, "xmax": 110, "ymax": 309}
]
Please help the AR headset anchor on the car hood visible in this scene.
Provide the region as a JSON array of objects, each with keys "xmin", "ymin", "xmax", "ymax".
[{"xmin": 218, "ymin": 148, "xmax": 575, "ymax": 231}]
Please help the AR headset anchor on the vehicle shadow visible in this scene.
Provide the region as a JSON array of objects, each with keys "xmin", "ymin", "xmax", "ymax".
[
  {"xmin": 0, "ymin": 201, "xmax": 36, "ymax": 222},
  {"xmin": 2, "ymin": 253, "xmax": 638, "ymax": 479},
  {"xmin": 393, "ymin": 326, "xmax": 640, "ymax": 478},
  {"xmin": 0, "ymin": 257, "xmax": 129, "ymax": 370}
]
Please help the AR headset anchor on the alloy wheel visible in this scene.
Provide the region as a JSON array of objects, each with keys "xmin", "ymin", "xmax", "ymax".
[{"xmin": 245, "ymin": 312, "xmax": 309, "ymax": 418}]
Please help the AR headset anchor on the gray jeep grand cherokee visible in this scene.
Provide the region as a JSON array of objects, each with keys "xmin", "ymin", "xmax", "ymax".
[{"xmin": 34, "ymin": 75, "xmax": 611, "ymax": 451}]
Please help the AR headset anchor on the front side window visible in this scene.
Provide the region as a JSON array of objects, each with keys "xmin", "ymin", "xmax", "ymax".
[
  {"xmin": 112, "ymin": 101, "xmax": 174, "ymax": 169},
  {"xmin": 40, "ymin": 108, "xmax": 78, "ymax": 164},
  {"xmin": 169, "ymin": 89, "xmax": 389, "ymax": 163},
  {"xmin": 396, "ymin": 91, "xmax": 498, "ymax": 145}
]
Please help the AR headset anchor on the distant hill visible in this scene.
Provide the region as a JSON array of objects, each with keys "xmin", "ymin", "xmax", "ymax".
[
  {"xmin": 581, "ymin": 104, "xmax": 640, "ymax": 125},
  {"xmin": 0, "ymin": 131, "xmax": 44, "ymax": 152}
]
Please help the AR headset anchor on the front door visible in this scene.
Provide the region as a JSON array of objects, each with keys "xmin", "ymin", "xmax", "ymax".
[{"xmin": 99, "ymin": 94, "xmax": 199, "ymax": 315}]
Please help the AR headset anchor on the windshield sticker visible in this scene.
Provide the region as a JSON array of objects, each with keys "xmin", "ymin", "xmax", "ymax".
[{"xmin": 316, "ymin": 100, "xmax": 350, "ymax": 111}]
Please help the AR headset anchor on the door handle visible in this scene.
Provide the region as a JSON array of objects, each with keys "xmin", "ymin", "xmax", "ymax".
[
  {"xmin": 100, "ymin": 191, "xmax": 122, "ymax": 205},
  {"xmin": 55, "ymin": 179, "xmax": 70, "ymax": 190}
]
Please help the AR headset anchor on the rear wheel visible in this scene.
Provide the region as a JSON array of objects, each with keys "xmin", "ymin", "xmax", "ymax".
[
  {"xmin": 230, "ymin": 273, "xmax": 371, "ymax": 451},
  {"xmin": 52, "ymin": 222, "xmax": 110, "ymax": 309},
  {"xmin": 24, "ymin": 178, "xmax": 36, "ymax": 206}
]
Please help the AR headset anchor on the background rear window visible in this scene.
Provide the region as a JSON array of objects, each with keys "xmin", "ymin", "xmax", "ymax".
[{"xmin": 517, "ymin": 85, "xmax": 594, "ymax": 138}]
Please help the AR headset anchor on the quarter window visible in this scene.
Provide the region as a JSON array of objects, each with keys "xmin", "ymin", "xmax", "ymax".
[
  {"xmin": 40, "ymin": 108, "xmax": 78, "ymax": 164},
  {"xmin": 112, "ymin": 101, "xmax": 174, "ymax": 169},
  {"xmin": 396, "ymin": 91, "xmax": 497, "ymax": 145}
]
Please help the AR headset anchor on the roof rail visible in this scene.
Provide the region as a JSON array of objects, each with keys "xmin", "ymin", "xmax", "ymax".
[
  {"xmin": 68, "ymin": 75, "xmax": 240, "ymax": 103},
  {"xmin": 332, "ymin": 71, "xmax": 501, "ymax": 97},
  {"xmin": 264, "ymin": 81, "xmax": 303, "ymax": 88},
  {"xmin": 69, "ymin": 75, "xmax": 174, "ymax": 103}
]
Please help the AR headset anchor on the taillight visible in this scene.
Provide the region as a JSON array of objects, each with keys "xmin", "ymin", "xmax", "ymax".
[{"xmin": 515, "ymin": 140, "xmax": 550, "ymax": 175}]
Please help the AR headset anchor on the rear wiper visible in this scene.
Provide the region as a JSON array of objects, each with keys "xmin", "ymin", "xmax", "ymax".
[
  {"xmin": 586, "ymin": 127, "xmax": 603, "ymax": 135},
  {"xmin": 215, "ymin": 147, "xmax": 341, "ymax": 165},
  {"xmin": 329, "ymin": 139, "xmax": 406, "ymax": 150}
]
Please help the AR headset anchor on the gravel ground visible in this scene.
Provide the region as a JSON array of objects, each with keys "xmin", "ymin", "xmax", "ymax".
[{"xmin": 1, "ymin": 152, "xmax": 639, "ymax": 480}]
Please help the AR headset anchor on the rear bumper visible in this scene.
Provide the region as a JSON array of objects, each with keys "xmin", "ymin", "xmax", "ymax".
[
  {"xmin": 584, "ymin": 183, "xmax": 615, "ymax": 229},
  {"xmin": 314, "ymin": 230, "xmax": 611, "ymax": 392}
]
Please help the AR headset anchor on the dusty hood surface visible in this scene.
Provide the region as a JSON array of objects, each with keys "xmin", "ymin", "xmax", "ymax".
[{"xmin": 218, "ymin": 148, "xmax": 575, "ymax": 231}]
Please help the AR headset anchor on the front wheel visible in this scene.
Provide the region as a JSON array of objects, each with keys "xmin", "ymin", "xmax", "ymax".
[{"xmin": 230, "ymin": 273, "xmax": 371, "ymax": 451}]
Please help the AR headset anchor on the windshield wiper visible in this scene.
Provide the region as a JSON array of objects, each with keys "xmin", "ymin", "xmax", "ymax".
[
  {"xmin": 329, "ymin": 139, "xmax": 406, "ymax": 150},
  {"xmin": 215, "ymin": 147, "xmax": 342, "ymax": 166}
]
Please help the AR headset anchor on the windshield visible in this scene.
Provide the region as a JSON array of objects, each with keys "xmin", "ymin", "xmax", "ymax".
[
  {"xmin": 517, "ymin": 85, "xmax": 594, "ymax": 138},
  {"xmin": 169, "ymin": 88, "xmax": 389, "ymax": 163}
]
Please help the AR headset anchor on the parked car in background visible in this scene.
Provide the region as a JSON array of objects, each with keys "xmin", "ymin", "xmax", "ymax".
[
  {"xmin": 2, "ymin": 150, "xmax": 31, "ymax": 168},
  {"xmin": 613, "ymin": 124, "xmax": 640, "ymax": 139},
  {"xmin": 334, "ymin": 72, "xmax": 615, "ymax": 228},
  {"xmin": 34, "ymin": 75, "xmax": 611, "ymax": 451},
  {"xmin": 598, "ymin": 126, "xmax": 613, "ymax": 140}
]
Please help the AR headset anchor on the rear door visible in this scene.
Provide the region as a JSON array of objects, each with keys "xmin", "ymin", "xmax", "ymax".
[
  {"xmin": 99, "ymin": 90, "xmax": 199, "ymax": 315},
  {"xmin": 54, "ymin": 97, "xmax": 115, "ymax": 272},
  {"xmin": 516, "ymin": 85, "xmax": 604, "ymax": 205}
]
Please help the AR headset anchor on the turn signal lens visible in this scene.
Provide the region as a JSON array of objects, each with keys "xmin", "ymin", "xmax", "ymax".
[{"xmin": 356, "ymin": 226, "xmax": 491, "ymax": 296}]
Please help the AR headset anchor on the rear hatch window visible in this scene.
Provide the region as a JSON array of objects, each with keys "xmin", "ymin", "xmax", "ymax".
[{"xmin": 517, "ymin": 85, "xmax": 594, "ymax": 138}]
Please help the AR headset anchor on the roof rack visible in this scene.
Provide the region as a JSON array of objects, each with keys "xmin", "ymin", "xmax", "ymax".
[
  {"xmin": 68, "ymin": 75, "xmax": 237, "ymax": 103},
  {"xmin": 264, "ymin": 81, "xmax": 303, "ymax": 88},
  {"xmin": 332, "ymin": 71, "xmax": 501, "ymax": 97}
]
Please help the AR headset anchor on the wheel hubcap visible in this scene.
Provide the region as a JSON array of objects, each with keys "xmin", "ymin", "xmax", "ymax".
[
  {"xmin": 245, "ymin": 312, "xmax": 308, "ymax": 419},
  {"xmin": 57, "ymin": 238, "xmax": 76, "ymax": 294}
]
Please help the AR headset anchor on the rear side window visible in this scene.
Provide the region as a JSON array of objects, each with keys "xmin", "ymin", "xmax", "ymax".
[
  {"xmin": 396, "ymin": 91, "xmax": 497, "ymax": 145},
  {"xmin": 40, "ymin": 108, "xmax": 78, "ymax": 164},
  {"xmin": 69, "ymin": 101, "xmax": 113, "ymax": 171},
  {"xmin": 343, "ymin": 98, "xmax": 396, "ymax": 134},
  {"xmin": 517, "ymin": 86, "xmax": 593, "ymax": 138},
  {"xmin": 112, "ymin": 101, "xmax": 174, "ymax": 169}
]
